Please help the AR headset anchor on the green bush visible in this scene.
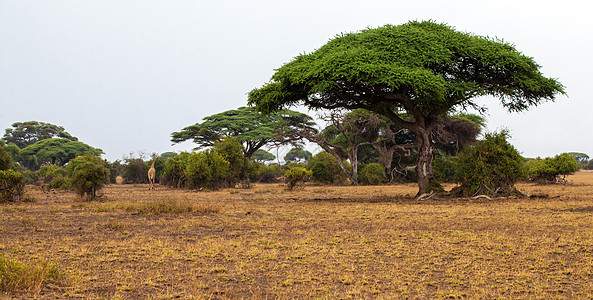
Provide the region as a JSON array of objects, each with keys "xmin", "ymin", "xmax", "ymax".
[
  {"xmin": 359, "ymin": 163, "xmax": 387, "ymax": 185},
  {"xmin": 284, "ymin": 167, "xmax": 312, "ymax": 190},
  {"xmin": 0, "ymin": 169, "xmax": 26, "ymax": 203},
  {"xmin": 122, "ymin": 158, "xmax": 149, "ymax": 184},
  {"xmin": 432, "ymin": 154, "xmax": 456, "ymax": 183},
  {"xmin": 308, "ymin": 151, "xmax": 348, "ymax": 185},
  {"xmin": 526, "ymin": 153, "xmax": 579, "ymax": 183},
  {"xmin": 252, "ymin": 163, "xmax": 284, "ymax": 183},
  {"xmin": 0, "ymin": 144, "xmax": 12, "ymax": 171},
  {"xmin": 37, "ymin": 165, "xmax": 70, "ymax": 189},
  {"xmin": 185, "ymin": 150, "xmax": 231, "ymax": 190},
  {"xmin": 161, "ymin": 152, "xmax": 190, "ymax": 188},
  {"xmin": 453, "ymin": 131, "xmax": 525, "ymax": 196},
  {"xmin": 67, "ymin": 154, "xmax": 110, "ymax": 200}
]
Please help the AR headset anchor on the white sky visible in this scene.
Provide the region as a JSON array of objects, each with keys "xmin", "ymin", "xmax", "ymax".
[{"xmin": 1, "ymin": 0, "xmax": 591, "ymax": 161}]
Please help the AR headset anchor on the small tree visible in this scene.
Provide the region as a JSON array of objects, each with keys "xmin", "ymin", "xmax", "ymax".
[
  {"xmin": 0, "ymin": 169, "xmax": 25, "ymax": 203},
  {"xmin": 453, "ymin": 131, "xmax": 525, "ymax": 197},
  {"xmin": 308, "ymin": 151, "xmax": 348, "ymax": 185},
  {"xmin": 67, "ymin": 154, "xmax": 110, "ymax": 200},
  {"xmin": 526, "ymin": 153, "xmax": 579, "ymax": 183},
  {"xmin": 284, "ymin": 167, "xmax": 312, "ymax": 190}
]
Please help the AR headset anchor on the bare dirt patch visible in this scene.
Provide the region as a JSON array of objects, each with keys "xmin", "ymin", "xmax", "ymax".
[{"xmin": 2, "ymin": 173, "xmax": 593, "ymax": 298}]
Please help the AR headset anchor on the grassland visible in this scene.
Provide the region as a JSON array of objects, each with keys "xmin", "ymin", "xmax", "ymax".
[{"xmin": 2, "ymin": 171, "xmax": 593, "ymax": 299}]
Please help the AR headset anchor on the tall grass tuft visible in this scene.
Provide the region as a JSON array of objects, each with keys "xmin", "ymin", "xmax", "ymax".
[
  {"xmin": 0, "ymin": 254, "xmax": 67, "ymax": 293},
  {"xmin": 94, "ymin": 199, "xmax": 221, "ymax": 215}
]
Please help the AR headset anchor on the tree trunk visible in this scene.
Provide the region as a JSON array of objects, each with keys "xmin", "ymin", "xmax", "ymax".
[
  {"xmin": 416, "ymin": 128, "xmax": 433, "ymax": 197},
  {"xmin": 350, "ymin": 147, "xmax": 359, "ymax": 185}
]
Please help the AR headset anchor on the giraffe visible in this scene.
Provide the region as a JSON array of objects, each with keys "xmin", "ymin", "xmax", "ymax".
[{"xmin": 148, "ymin": 153, "xmax": 156, "ymax": 190}]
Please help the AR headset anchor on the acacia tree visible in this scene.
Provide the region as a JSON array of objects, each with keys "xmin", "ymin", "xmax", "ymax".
[
  {"xmin": 3, "ymin": 121, "xmax": 78, "ymax": 149},
  {"xmin": 171, "ymin": 107, "xmax": 315, "ymax": 158},
  {"xmin": 248, "ymin": 20, "xmax": 565, "ymax": 196},
  {"xmin": 18, "ymin": 138, "xmax": 103, "ymax": 170}
]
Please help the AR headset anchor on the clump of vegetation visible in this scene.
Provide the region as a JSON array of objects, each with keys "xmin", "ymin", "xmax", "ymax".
[
  {"xmin": 308, "ymin": 151, "xmax": 348, "ymax": 185},
  {"xmin": 161, "ymin": 138, "xmax": 251, "ymax": 190},
  {"xmin": 284, "ymin": 167, "xmax": 312, "ymax": 190},
  {"xmin": 0, "ymin": 169, "xmax": 26, "ymax": 203},
  {"xmin": 526, "ymin": 153, "xmax": 579, "ymax": 184},
  {"xmin": 0, "ymin": 253, "xmax": 67, "ymax": 293},
  {"xmin": 37, "ymin": 165, "xmax": 70, "ymax": 189},
  {"xmin": 252, "ymin": 163, "xmax": 284, "ymax": 183},
  {"xmin": 453, "ymin": 131, "xmax": 525, "ymax": 197},
  {"xmin": 0, "ymin": 143, "xmax": 13, "ymax": 171},
  {"xmin": 122, "ymin": 158, "xmax": 149, "ymax": 184},
  {"xmin": 358, "ymin": 163, "xmax": 387, "ymax": 185},
  {"xmin": 67, "ymin": 153, "xmax": 110, "ymax": 200}
]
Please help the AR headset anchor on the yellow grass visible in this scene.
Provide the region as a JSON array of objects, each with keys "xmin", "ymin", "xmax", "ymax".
[{"xmin": 1, "ymin": 171, "xmax": 593, "ymax": 298}]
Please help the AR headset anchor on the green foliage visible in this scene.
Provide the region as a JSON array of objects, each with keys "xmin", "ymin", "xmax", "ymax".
[
  {"xmin": 252, "ymin": 163, "xmax": 285, "ymax": 183},
  {"xmin": 67, "ymin": 154, "xmax": 109, "ymax": 200},
  {"xmin": 249, "ymin": 20, "xmax": 564, "ymax": 195},
  {"xmin": 122, "ymin": 158, "xmax": 149, "ymax": 184},
  {"xmin": 185, "ymin": 150, "xmax": 230, "ymax": 190},
  {"xmin": 308, "ymin": 151, "xmax": 348, "ymax": 185},
  {"xmin": 0, "ymin": 253, "xmax": 67, "ymax": 293},
  {"xmin": 106, "ymin": 160, "xmax": 123, "ymax": 184},
  {"xmin": 214, "ymin": 138, "xmax": 249, "ymax": 184},
  {"xmin": 252, "ymin": 149, "xmax": 276, "ymax": 163},
  {"xmin": 567, "ymin": 152, "xmax": 589, "ymax": 165},
  {"xmin": 0, "ymin": 169, "xmax": 26, "ymax": 203},
  {"xmin": 2, "ymin": 121, "xmax": 78, "ymax": 149},
  {"xmin": 18, "ymin": 138, "xmax": 103, "ymax": 170},
  {"xmin": 526, "ymin": 153, "xmax": 579, "ymax": 183},
  {"xmin": 358, "ymin": 163, "xmax": 387, "ymax": 185},
  {"xmin": 432, "ymin": 154, "xmax": 456, "ymax": 183},
  {"xmin": 161, "ymin": 152, "xmax": 191, "ymax": 188},
  {"xmin": 453, "ymin": 131, "xmax": 525, "ymax": 196},
  {"xmin": 171, "ymin": 107, "xmax": 315, "ymax": 158},
  {"xmin": 284, "ymin": 147, "xmax": 312, "ymax": 163},
  {"xmin": 37, "ymin": 165, "xmax": 70, "ymax": 189},
  {"xmin": 284, "ymin": 167, "xmax": 312, "ymax": 190},
  {"xmin": 0, "ymin": 144, "xmax": 12, "ymax": 171}
]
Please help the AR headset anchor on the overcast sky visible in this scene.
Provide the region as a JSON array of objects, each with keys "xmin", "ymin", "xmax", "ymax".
[{"xmin": 1, "ymin": 0, "xmax": 591, "ymax": 161}]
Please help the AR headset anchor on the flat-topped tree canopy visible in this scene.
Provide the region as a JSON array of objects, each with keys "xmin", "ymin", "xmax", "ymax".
[{"xmin": 248, "ymin": 20, "xmax": 565, "ymax": 196}]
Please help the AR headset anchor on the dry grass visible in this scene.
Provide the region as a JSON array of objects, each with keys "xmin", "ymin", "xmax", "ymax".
[{"xmin": 1, "ymin": 172, "xmax": 593, "ymax": 298}]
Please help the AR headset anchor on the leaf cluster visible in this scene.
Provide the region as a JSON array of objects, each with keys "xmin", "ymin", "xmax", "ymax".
[
  {"xmin": 526, "ymin": 153, "xmax": 579, "ymax": 183},
  {"xmin": 3, "ymin": 121, "xmax": 78, "ymax": 149},
  {"xmin": 453, "ymin": 131, "xmax": 525, "ymax": 196}
]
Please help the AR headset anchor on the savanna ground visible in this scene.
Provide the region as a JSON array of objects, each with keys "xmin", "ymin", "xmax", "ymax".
[{"xmin": 2, "ymin": 172, "xmax": 593, "ymax": 299}]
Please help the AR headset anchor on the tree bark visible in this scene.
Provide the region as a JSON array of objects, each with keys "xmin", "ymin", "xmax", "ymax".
[{"xmin": 415, "ymin": 127, "xmax": 433, "ymax": 197}]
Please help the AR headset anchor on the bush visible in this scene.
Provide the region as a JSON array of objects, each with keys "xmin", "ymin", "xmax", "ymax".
[
  {"xmin": 359, "ymin": 163, "xmax": 387, "ymax": 185},
  {"xmin": 526, "ymin": 153, "xmax": 579, "ymax": 183},
  {"xmin": 161, "ymin": 152, "xmax": 190, "ymax": 188},
  {"xmin": 284, "ymin": 167, "xmax": 312, "ymax": 190},
  {"xmin": 185, "ymin": 150, "xmax": 230, "ymax": 190},
  {"xmin": 37, "ymin": 165, "xmax": 70, "ymax": 189},
  {"xmin": 67, "ymin": 154, "xmax": 110, "ymax": 200},
  {"xmin": 453, "ymin": 131, "xmax": 525, "ymax": 196},
  {"xmin": 432, "ymin": 154, "xmax": 456, "ymax": 183},
  {"xmin": 0, "ymin": 144, "xmax": 12, "ymax": 171},
  {"xmin": 252, "ymin": 163, "xmax": 284, "ymax": 183},
  {"xmin": 122, "ymin": 158, "xmax": 149, "ymax": 184},
  {"xmin": 308, "ymin": 151, "xmax": 348, "ymax": 184},
  {"xmin": 0, "ymin": 169, "xmax": 25, "ymax": 203}
]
